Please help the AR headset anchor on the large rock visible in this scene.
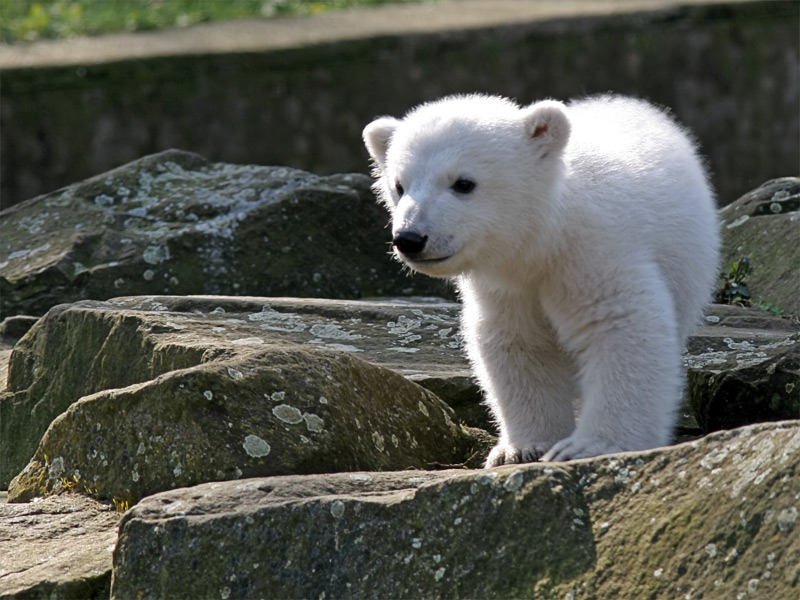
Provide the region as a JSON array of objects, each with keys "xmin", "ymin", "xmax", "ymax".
[
  {"xmin": 687, "ymin": 304, "xmax": 800, "ymax": 433},
  {"xmin": 111, "ymin": 420, "xmax": 800, "ymax": 599},
  {"xmin": 719, "ymin": 177, "xmax": 800, "ymax": 317},
  {"xmin": 0, "ymin": 493, "xmax": 119, "ymax": 599},
  {"xmin": 4, "ymin": 296, "xmax": 798, "ymax": 496},
  {"xmin": 5, "ymin": 296, "xmax": 488, "ymax": 503},
  {"xmin": 0, "ymin": 149, "xmax": 451, "ymax": 321}
]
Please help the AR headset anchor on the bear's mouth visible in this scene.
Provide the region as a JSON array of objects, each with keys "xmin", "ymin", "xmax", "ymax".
[{"xmin": 411, "ymin": 255, "xmax": 451, "ymax": 264}]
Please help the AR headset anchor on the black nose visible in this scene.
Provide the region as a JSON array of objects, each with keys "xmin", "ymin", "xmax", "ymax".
[{"xmin": 392, "ymin": 231, "xmax": 428, "ymax": 256}]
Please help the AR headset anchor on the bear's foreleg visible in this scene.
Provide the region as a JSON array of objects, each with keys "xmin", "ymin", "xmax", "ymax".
[
  {"xmin": 463, "ymin": 300, "xmax": 579, "ymax": 467},
  {"xmin": 540, "ymin": 264, "xmax": 683, "ymax": 461}
]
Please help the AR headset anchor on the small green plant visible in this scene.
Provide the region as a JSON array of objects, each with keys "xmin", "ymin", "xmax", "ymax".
[
  {"xmin": 753, "ymin": 299, "xmax": 784, "ymax": 317},
  {"xmin": 717, "ymin": 255, "xmax": 785, "ymax": 317},
  {"xmin": 717, "ymin": 256, "xmax": 751, "ymax": 304}
]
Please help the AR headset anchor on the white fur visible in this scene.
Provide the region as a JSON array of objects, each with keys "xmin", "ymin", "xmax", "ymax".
[{"xmin": 363, "ymin": 94, "xmax": 720, "ymax": 464}]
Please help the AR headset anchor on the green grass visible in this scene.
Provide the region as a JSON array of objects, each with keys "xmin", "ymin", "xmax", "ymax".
[{"xmin": 0, "ymin": 0, "xmax": 428, "ymax": 43}]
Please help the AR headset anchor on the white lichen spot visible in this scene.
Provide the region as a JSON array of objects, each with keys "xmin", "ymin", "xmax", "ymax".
[
  {"xmin": 411, "ymin": 538, "xmax": 422, "ymax": 549},
  {"xmin": 777, "ymin": 506, "xmax": 798, "ymax": 532},
  {"xmin": 309, "ymin": 323, "xmax": 363, "ymax": 340},
  {"xmin": 137, "ymin": 442, "xmax": 146, "ymax": 455},
  {"xmin": 231, "ymin": 337, "xmax": 265, "ymax": 346},
  {"xmin": 503, "ymin": 470, "xmax": 525, "ymax": 493},
  {"xmin": 705, "ymin": 543, "xmax": 718, "ymax": 558},
  {"xmin": 330, "ymin": 500, "xmax": 345, "ymax": 518},
  {"xmin": 94, "ymin": 194, "xmax": 115, "ymax": 207},
  {"xmin": 271, "ymin": 391, "xmax": 286, "ymax": 402},
  {"xmin": 434, "ymin": 567, "xmax": 446, "ymax": 582},
  {"xmin": 173, "ymin": 464, "xmax": 182, "ymax": 477},
  {"xmin": 391, "ymin": 434, "xmax": 400, "ymax": 448},
  {"xmin": 372, "ymin": 431, "xmax": 386, "ymax": 452},
  {"xmin": 653, "ymin": 568, "xmax": 664, "ymax": 578},
  {"xmin": 321, "ymin": 343, "xmax": 363, "ymax": 353},
  {"xmin": 319, "ymin": 396, "xmax": 329, "ymax": 404},
  {"xmin": 143, "ymin": 269, "xmax": 155, "ymax": 281},
  {"xmin": 454, "ymin": 517, "xmax": 463, "ymax": 526},
  {"xmin": 48, "ymin": 457, "xmax": 65, "ymax": 480},
  {"xmin": 747, "ymin": 579, "xmax": 759, "ymax": 593},
  {"xmin": 243, "ymin": 435, "xmax": 271, "ymax": 458},
  {"xmin": 132, "ymin": 469, "xmax": 139, "ymax": 483},
  {"xmin": 418, "ymin": 401, "xmax": 430, "ymax": 417},
  {"xmin": 204, "ymin": 390, "xmax": 213, "ymax": 401},
  {"xmin": 143, "ymin": 245, "xmax": 171, "ymax": 265},
  {"xmin": 705, "ymin": 315, "xmax": 721, "ymax": 323},
  {"xmin": 221, "ymin": 587, "xmax": 231, "ymax": 600},
  {"xmin": 725, "ymin": 215, "xmax": 750, "ymax": 229},
  {"xmin": 227, "ymin": 367, "xmax": 244, "ymax": 380},
  {"xmin": 303, "ymin": 413, "xmax": 324, "ymax": 433},
  {"xmin": 272, "ymin": 404, "xmax": 303, "ymax": 424}
]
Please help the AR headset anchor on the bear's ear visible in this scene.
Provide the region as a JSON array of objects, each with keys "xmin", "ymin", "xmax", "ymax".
[
  {"xmin": 522, "ymin": 100, "xmax": 571, "ymax": 158},
  {"xmin": 363, "ymin": 117, "xmax": 400, "ymax": 171}
]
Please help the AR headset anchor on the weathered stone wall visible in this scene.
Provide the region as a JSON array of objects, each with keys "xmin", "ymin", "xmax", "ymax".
[{"xmin": 1, "ymin": 1, "xmax": 798, "ymax": 209}]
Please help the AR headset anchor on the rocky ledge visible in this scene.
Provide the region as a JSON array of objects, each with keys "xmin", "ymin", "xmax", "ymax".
[{"xmin": 1, "ymin": 151, "xmax": 797, "ymax": 598}]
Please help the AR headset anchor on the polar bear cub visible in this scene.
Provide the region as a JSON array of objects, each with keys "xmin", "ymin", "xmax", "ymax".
[{"xmin": 363, "ymin": 94, "xmax": 720, "ymax": 465}]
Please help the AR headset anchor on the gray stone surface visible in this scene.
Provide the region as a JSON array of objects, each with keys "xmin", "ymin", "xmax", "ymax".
[
  {"xmin": 111, "ymin": 420, "xmax": 800, "ymax": 599},
  {"xmin": 5, "ymin": 295, "xmax": 798, "ymax": 498},
  {"xmin": 719, "ymin": 177, "xmax": 800, "ymax": 317},
  {"xmin": 0, "ymin": 149, "xmax": 451, "ymax": 321},
  {"xmin": 3, "ymin": 295, "xmax": 491, "ymax": 500},
  {"xmin": 0, "ymin": 493, "xmax": 119, "ymax": 600}
]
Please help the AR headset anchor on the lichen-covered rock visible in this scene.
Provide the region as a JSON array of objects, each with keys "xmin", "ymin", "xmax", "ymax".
[
  {"xmin": 0, "ymin": 295, "xmax": 482, "ymax": 488},
  {"xmin": 111, "ymin": 421, "xmax": 800, "ymax": 599},
  {"xmin": 4, "ymin": 296, "xmax": 798, "ymax": 493},
  {"xmin": 688, "ymin": 304, "xmax": 800, "ymax": 433},
  {"xmin": 719, "ymin": 177, "xmax": 800, "ymax": 317},
  {"xmin": 8, "ymin": 346, "xmax": 482, "ymax": 505},
  {"xmin": 0, "ymin": 149, "xmax": 451, "ymax": 321},
  {"xmin": 4, "ymin": 296, "xmax": 490, "ymax": 502},
  {"xmin": 0, "ymin": 492, "xmax": 119, "ymax": 599}
]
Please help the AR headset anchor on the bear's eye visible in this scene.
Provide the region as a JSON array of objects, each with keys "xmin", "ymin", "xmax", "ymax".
[
  {"xmin": 452, "ymin": 178, "xmax": 476, "ymax": 194},
  {"xmin": 395, "ymin": 181, "xmax": 405, "ymax": 197}
]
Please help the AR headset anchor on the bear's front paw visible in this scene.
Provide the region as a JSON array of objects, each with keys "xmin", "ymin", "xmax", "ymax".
[
  {"xmin": 540, "ymin": 434, "xmax": 624, "ymax": 462},
  {"xmin": 484, "ymin": 443, "xmax": 547, "ymax": 468}
]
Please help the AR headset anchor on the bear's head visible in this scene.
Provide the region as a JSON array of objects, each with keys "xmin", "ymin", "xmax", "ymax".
[{"xmin": 363, "ymin": 94, "xmax": 571, "ymax": 280}]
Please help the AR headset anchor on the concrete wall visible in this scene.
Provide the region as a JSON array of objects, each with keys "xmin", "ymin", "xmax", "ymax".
[{"xmin": 1, "ymin": 0, "xmax": 797, "ymax": 209}]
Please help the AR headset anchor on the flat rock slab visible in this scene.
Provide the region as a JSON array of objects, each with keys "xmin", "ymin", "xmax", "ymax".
[
  {"xmin": 112, "ymin": 420, "xmax": 800, "ymax": 599},
  {"xmin": 0, "ymin": 493, "xmax": 119, "ymax": 600},
  {"xmin": 3, "ymin": 296, "xmax": 798, "ymax": 492},
  {"xmin": 0, "ymin": 295, "xmax": 479, "ymax": 489},
  {"xmin": 6, "ymin": 296, "xmax": 489, "ymax": 503},
  {"xmin": 689, "ymin": 304, "xmax": 799, "ymax": 433}
]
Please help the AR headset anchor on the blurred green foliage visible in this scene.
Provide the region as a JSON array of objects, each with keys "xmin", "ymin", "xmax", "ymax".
[{"xmin": 0, "ymin": 0, "xmax": 426, "ymax": 43}]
